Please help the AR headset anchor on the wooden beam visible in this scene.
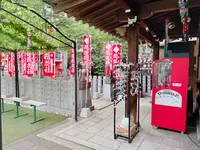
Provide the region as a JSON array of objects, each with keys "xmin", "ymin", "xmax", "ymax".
[
  {"xmin": 81, "ymin": 1, "xmax": 117, "ymax": 20},
  {"xmin": 153, "ymin": 42, "xmax": 159, "ymax": 60},
  {"xmin": 126, "ymin": 25, "xmax": 139, "ymax": 122},
  {"xmin": 98, "ymin": 20, "xmax": 118, "ymax": 30},
  {"xmin": 53, "ymin": 0, "xmax": 88, "ymax": 13},
  {"xmin": 93, "ymin": 15, "xmax": 115, "ymax": 26},
  {"xmin": 127, "ymin": 26, "xmax": 139, "ymax": 63},
  {"xmin": 139, "ymin": 0, "xmax": 200, "ymax": 19},
  {"xmin": 75, "ymin": 0, "xmax": 108, "ymax": 15},
  {"xmin": 103, "ymin": 22, "xmax": 126, "ymax": 31},
  {"xmin": 115, "ymin": 8, "xmax": 134, "ymax": 23},
  {"xmin": 139, "ymin": 27, "xmax": 155, "ymax": 44},
  {"xmin": 115, "ymin": 0, "xmax": 129, "ymax": 9},
  {"xmin": 88, "ymin": 7, "xmax": 120, "ymax": 23}
]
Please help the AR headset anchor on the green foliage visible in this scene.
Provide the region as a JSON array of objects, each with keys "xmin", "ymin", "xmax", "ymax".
[{"xmin": 0, "ymin": 0, "xmax": 128, "ymax": 74}]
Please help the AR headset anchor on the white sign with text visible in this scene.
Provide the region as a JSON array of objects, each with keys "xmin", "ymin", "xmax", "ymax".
[{"xmin": 155, "ymin": 89, "xmax": 182, "ymax": 108}]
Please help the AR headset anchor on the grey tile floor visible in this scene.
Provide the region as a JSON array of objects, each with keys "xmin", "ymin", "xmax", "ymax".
[{"xmin": 3, "ymin": 120, "xmax": 72, "ymax": 150}]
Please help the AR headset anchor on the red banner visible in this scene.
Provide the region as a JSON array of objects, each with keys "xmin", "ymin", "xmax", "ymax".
[
  {"xmin": 42, "ymin": 52, "xmax": 55, "ymax": 76},
  {"xmin": 112, "ymin": 44, "xmax": 121, "ymax": 78},
  {"xmin": 21, "ymin": 53, "xmax": 27, "ymax": 75},
  {"xmin": 26, "ymin": 53, "xmax": 35, "ymax": 77},
  {"xmin": 70, "ymin": 49, "xmax": 75, "ymax": 75},
  {"xmin": 34, "ymin": 54, "xmax": 38, "ymax": 73},
  {"xmin": 82, "ymin": 35, "xmax": 91, "ymax": 72},
  {"xmin": 7, "ymin": 53, "xmax": 14, "ymax": 76},
  {"xmin": 104, "ymin": 42, "xmax": 112, "ymax": 76}
]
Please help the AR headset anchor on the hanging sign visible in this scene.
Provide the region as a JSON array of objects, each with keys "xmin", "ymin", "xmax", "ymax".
[
  {"xmin": 112, "ymin": 44, "xmax": 121, "ymax": 78},
  {"xmin": 82, "ymin": 35, "xmax": 91, "ymax": 72},
  {"xmin": 42, "ymin": 52, "xmax": 55, "ymax": 76},
  {"xmin": 70, "ymin": 49, "xmax": 75, "ymax": 75},
  {"xmin": 104, "ymin": 42, "xmax": 112, "ymax": 76},
  {"xmin": 34, "ymin": 54, "xmax": 38, "ymax": 73},
  {"xmin": 21, "ymin": 53, "xmax": 27, "ymax": 75},
  {"xmin": 26, "ymin": 53, "xmax": 35, "ymax": 77},
  {"xmin": 7, "ymin": 53, "xmax": 14, "ymax": 76}
]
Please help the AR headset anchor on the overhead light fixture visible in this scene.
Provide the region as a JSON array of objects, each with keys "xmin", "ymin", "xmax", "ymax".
[
  {"xmin": 125, "ymin": 9, "xmax": 131, "ymax": 13},
  {"xmin": 168, "ymin": 22, "xmax": 175, "ymax": 30}
]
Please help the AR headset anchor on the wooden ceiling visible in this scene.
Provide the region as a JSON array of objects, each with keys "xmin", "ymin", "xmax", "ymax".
[{"xmin": 45, "ymin": 0, "xmax": 200, "ymax": 41}]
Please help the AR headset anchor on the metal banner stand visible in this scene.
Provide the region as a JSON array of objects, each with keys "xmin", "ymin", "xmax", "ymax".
[{"xmin": 113, "ymin": 62, "xmax": 141, "ymax": 143}]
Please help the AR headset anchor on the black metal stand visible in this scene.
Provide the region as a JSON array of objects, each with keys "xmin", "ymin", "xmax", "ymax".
[{"xmin": 113, "ymin": 63, "xmax": 140, "ymax": 143}]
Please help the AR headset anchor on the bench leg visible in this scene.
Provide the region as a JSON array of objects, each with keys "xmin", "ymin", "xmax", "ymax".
[
  {"xmin": 1, "ymin": 98, "xmax": 14, "ymax": 113},
  {"xmin": 31, "ymin": 106, "xmax": 46, "ymax": 124},
  {"xmin": 14, "ymin": 102, "xmax": 28, "ymax": 118}
]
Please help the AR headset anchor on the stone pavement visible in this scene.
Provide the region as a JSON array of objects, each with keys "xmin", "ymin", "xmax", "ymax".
[
  {"xmin": 37, "ymin": 96, "xmax": 200, "ymax": 150},
  {"xmin": 3, "ymin": 120, "xmax": 91, "ymax": 150}
]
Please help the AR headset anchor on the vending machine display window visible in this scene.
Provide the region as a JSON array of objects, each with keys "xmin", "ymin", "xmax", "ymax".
[{"xmin": 153, "ymin": 59, "xmax": 172, "ymax": 88}]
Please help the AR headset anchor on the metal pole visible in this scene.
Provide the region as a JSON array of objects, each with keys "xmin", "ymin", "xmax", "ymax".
[
  {"xmin": 0, "ymin": 2, "xmax": 3, "ymax": 149},
  {"xmin": 0, "ymin": 55, "xmax": 3, "ymax": 150},
  {"xmin": 74, "ymin": 41, "xmax": 78, "ymax": 121},
  {"xmin": 14, "ymin": 50, "xmax": 19, "ymax": 97}
]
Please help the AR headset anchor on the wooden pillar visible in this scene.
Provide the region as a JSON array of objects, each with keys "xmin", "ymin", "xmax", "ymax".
[
  {"xmin": 126, "ymin": 25, "xmax": 139, "ymax": 124},
  {"xmin": 127, "ymin": 26, "xmax": 139, "ymax": 63},
  {"xmin": 153, "ymin": 42, "xmax": 159, "ymax": 60}
]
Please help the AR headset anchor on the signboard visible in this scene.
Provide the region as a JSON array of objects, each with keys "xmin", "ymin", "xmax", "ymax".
[
  {"xmin": 70, "ymin": 48, "xmax": 75, "ymax": 75},
  {"xmin": 82, "ymin": 35, "xmax": 91, "ymax": 72},
  {"xmin": 112, "ymin": 44, "xmax": 121, "ymax": 79},
  {"xmin": 155, "ymin": 89, "xmax": 182, "ymax": 108},
  {"xmin": 42, "ymin": 52, "xmax": 55, "ymax": 76},
  {"xmin": 7, "ymin": 53, "xmax": 14, "ymax": 76},
  {"xmin": 104, "ymin": 42, "xmax": 112, "ymax": 76}
]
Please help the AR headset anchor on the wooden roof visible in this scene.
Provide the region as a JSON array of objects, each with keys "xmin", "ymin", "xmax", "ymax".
[{"xmin": 45, "ymin": 0, "xmax": 200, "ymax": 41}]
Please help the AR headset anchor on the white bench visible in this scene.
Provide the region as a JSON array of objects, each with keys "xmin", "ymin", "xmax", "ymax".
[
  {"xmin": 1, "ymin": 94, "xmax": 14, "ymax": 113},
  {"xmin": 6, "ymin": 96, "xmax": 30, "ymax": 118},
  {"xmin": 23, "ymin": 100, "xmax": 47, "ymax": 124}
]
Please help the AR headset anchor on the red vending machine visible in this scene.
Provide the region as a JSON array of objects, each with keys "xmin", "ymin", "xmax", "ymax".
[{"xmin": 152, "ymin": 58, "xmax": 189, "ymax": 132}]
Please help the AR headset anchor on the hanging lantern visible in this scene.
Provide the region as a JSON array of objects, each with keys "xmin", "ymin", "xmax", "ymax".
[
  {"xmin": 27, "ymin": 31, "xmax": 32, "ymax": 50},
  {"xmin": 178, "ymin": 0, "xmax": 190, "ymax": 42}
]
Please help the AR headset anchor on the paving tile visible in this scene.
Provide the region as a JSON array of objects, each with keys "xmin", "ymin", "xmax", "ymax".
[
  {"xmin": 74, "ymin": 124, "xmax": 90, "ymax": 131},
  {"xmin": 118, "ymin": 143, "xmax": 138, "ymax": 150},
  {"xmin": 89, "ymin": 117, "xmax": 102, "ymax": 123},
  {"xmin": 162, "ymin": 137, "xmax": 179, "ymax": 147},
  {"xmin": 92, "ymin": 123, "xmax": 108, "ymax": 130},
  {"xmin": 103, "ymin": 125, "xmax": 113, "ymax": 132},
  {"xmin": 3, "ymin": 147, "xmax": 16, "ymax": 150},
  {"xmin": 75, "ymin": 131, "xmax": 94, "ymax": 140},
  {"xmin": 50, "ymin": 145, "xmax": 71, "ymax": 150},
  {"xmin": 149, "ymin": 128, "xmax": 167, "ymax": 137},
  {"xmin": 131, "ymin": 135, "xmax": 145, "ymax": 146},
  {"xmin": 83, "ymin": 121, "xmax": 96, "ymax": 126},
  {"xmin": 96, "ymin": 146, "xmax": 113, "ymax": 150},
  {"xmin": 96, "ymin": 129, "xmax": 113, "ymax": 139},
  {"xmin": 140, "ymin": 139, "xmax": 160, "ymax": 150},
  {"xmin": 10, "ymin": 139, "xmax": 36, "ymax": 150},
  {"xmin": 159, "ymin": 144, "xmax": 177, "ymax": 150},
  {"xmin": 63, "ymin": 129, "xmax": 82, "ymax": 136},
  {"xmin": 137, "ymin": 147, "xmax": 149, "ymax": 150},
  {"xmin": 88, "ymin": 135, "xmax": 106, "ymax": 145},
  {"xmin": 24, "ymin": 145, "xmax": 49, "ymax": 150},
  {"xmin": 179, "ymin": 139, "xmax": 199, "ymax": 150},
  {"xmin": 145, "ymin": 134, "xmax": 163, "ymax": 143},
  {"xmin": 101, "ymin": 138, "xmax": 121, "ymax": 150},
  {"xmin": 86, "ymin": 127, "xmax": 102, "ymax": 134}
]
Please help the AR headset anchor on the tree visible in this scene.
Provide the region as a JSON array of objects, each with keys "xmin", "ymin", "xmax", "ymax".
[{"xmin": 0, "ymin": 0, "xmax": 128, "ymax": 75}]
